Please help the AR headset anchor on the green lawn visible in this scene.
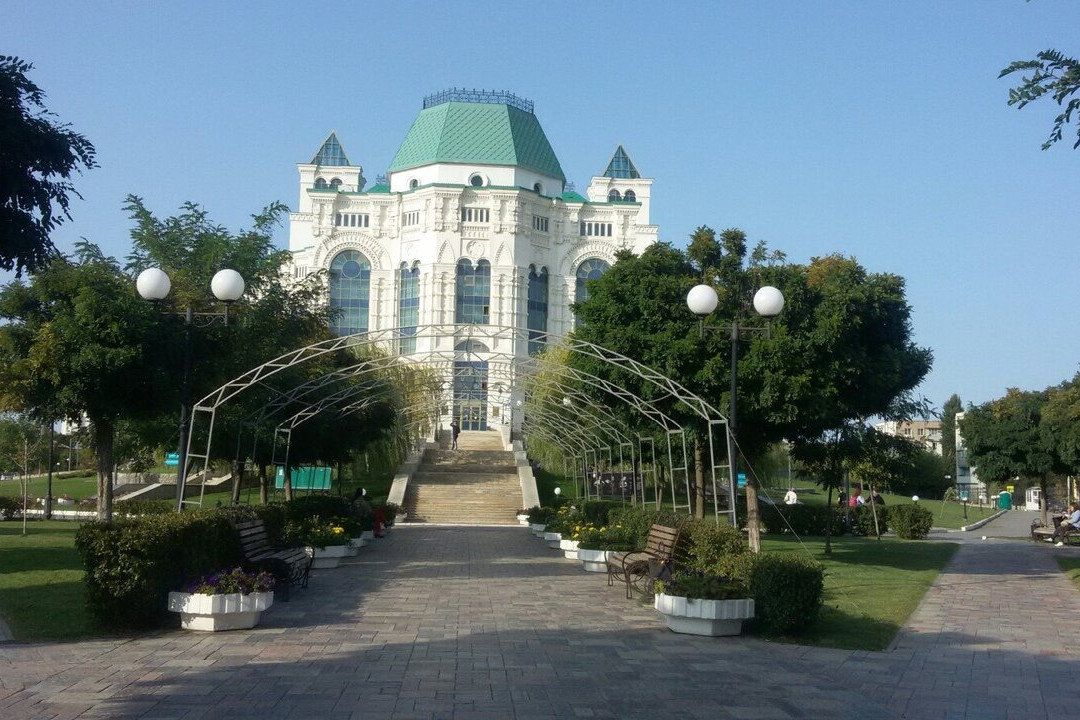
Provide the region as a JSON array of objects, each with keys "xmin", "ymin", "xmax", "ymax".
[
  {"xmin": 1056, "ymin": 556, "xmax": 1080, "ymax": 592},
  {"xmin": 758, "ymin": 534, "xmax": 958, "ymax": 650},
  {"xmin": 779, "ymin": 482, "xmax": 998, "ymax": 530},
  {"xmin": 0, "ymin": 520, "xmax": 98, "ymax": 641},
  {"xmin": 0, "ymin": 474, "xmax": 98, "ymax": 501}
]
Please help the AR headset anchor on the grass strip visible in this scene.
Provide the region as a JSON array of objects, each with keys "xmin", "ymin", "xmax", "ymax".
[
  {"xmin": 758, "ymin": 535, "xmax": 958, "ymax": 650},
  {"xmin": 0, "ymin": 520, "xmax": 98, "ymax": 641}
]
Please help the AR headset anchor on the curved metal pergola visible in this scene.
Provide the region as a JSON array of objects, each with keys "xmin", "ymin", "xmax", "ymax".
[{"xmin": 183, "ymin": 324, "xmax": 734, "ymax": 522}]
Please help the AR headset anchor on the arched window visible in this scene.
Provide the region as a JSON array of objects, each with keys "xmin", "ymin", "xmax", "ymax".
[
  {"xmin": 329, "ymin": 250, "xmax": 371, "ymax": 336},
  {"xmin": 469, "ymin": 174, "xmax": 484, "ymax": 188},
  {"xmin": 456, "ymin": 258, "xmax": 491, "ymax": 325},
  {"xmin": 624, "ymin": 189, "xmax": 636, "ymax": 202},
  {"xmin": 527, "ymin": 265, "xmax": 549, "ymax": 356},
  {"xmin": 409, "ymin": 178, "xmax": 419, "ymax": 189},
  {"xmin": 314, "ymin": 177, "xmax": 328, "ymax": 189},
  {"xmin": 329, "ymin": 178, "xmax": 342, "ymax": 191},
  {"xmin": 533, "ymin": 182, "xmax": 543, "ymax": 195},
  {"xmin": 574, "ymin": 258, "xmax": 610, "ymax": 326},
  {"xmin": 608, "ymin": 189, "xmax": 622, "ymax": 202},
  {"xmin": 398, "ymin": 262, "xmax": 419, "ymax": 354}
]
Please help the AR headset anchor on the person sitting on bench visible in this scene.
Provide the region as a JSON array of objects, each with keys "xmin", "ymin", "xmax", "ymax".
[{"xmin": 1053, "ymin": 503, "xmax": 1080, "ymax": 546}]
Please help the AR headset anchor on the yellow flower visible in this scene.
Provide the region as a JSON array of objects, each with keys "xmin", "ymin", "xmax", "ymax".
[{"xmin": 332, "ymin": 527, "xmax": 345, "ymax": 534}]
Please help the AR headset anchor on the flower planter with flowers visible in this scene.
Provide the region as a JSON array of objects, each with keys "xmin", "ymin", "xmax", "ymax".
[
  {"xmin": 284, "ymin": 517, "xmax": 351, "ymax": 569},
  {"xmin": 576, "ymin": 523, "xmax": 636, "ymax": 572},
  {"xmin": 653, "ymin": 572, "xmax": 754, "ymax": 637},
  {"xmin": 559, "ymin": 538, "xmax": 580, "ymax": 560},
  {"xmin": 527, "ymin": 506, "xmax": 558, "ymax": 536},
  {"xmin": 168, "ymin": 567, "xmax": 276, "ymax": 631}
]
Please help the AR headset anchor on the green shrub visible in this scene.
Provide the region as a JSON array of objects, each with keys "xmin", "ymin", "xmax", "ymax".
[
  {"xmin": 656, "ymin": 570, "xmax": 747, "ymax": 600},
  {"xmin": 544, "ymin": 504, "xmax": 580, "ymax": 534},
  {"xmin": 760, "ymin": 503, "xmax": 840, "ymax": 536},
  {"xmin": 580, "ymin": 500, "xmax": 621, "ymax": 526},
  {"xmin": 283, "ymin": 517, "xmax": 350, "ymax": 549},
  {"xmin": 284, "ymin": 494, "xmax": 354, "ymax": 521},
  {"xmin": 576, "ymin": 523, "xmax": 637, "ymax": 551},
  {"xmin": 608, "ymin": 506, "xmax": 681, "ymax": 549},
  {"xmin": 74, "ymin": 510, "xmax": 243, "ymax": 629},
  {"xmin": 527, "ymin": 506, "xmax": 558, "ymax": 525},
  {"xmin": 0, "ymin": 496, "xmax": 20, "ymax": 520},
  {"xmin": 680, "ymin": 518, "xmax": 748, "ymax": 578},
  {"xmin": 851, "ymin": 504, "xmax": 887, "ymax": 536},
  {"xmin": 748, "ymin": 552, "xmax": 825, "ymax": 635},
  {"xmin": 887, "ymin": 504, "xmax": 934, "ymax": 539}
]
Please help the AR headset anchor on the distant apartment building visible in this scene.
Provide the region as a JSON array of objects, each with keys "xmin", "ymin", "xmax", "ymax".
[
  {"xmin": 954, "ymin": 411, "xmax": 986, "ymax": 500},
  {"xmin": 874, "ymin": 420, "xmax": 943, "ymax": 455}
]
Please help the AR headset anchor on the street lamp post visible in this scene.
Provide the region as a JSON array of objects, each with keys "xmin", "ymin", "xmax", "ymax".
[
  {"xmin": 686, "ymin": 284, "xmax": 784, "ymax": 540},
  {"xmin": 137, "ymin": 267, "xmax": 245, "ymax": 512}
]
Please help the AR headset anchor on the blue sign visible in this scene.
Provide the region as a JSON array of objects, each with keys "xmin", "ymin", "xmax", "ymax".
[
  {"xmin": 164, "ymin": 452, "xmax": 180, "ymax": 467},
  {"xmin": 737, "ymin": 473, "xmax": 747, "ymax": 488}
]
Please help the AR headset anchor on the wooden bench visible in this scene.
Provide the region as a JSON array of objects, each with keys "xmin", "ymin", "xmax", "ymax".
[
  {"xmin": 235, "ymin": 519, "xmax": 313, "ymax": 601},
  {"xmin": 606, "ymin": 523, "xmax": 681, "ymax": 599},
  {"xmin": 1031, "ymin": 516, "xmax": 1080, "ymax": 545}
]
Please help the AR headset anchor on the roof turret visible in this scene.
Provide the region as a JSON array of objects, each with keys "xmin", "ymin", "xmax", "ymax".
[{"xmin": 311, "ymin": 132, "xmax": 351, "ymax": 166}]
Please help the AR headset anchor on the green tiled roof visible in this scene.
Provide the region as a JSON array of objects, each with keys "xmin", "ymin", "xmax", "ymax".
[
  {"xmin": 560, "ymin": 189, "xmax": 587, "ymax": 203},
  {"xmin": 389, "ymin": 101, "xmax": 565, "ymax": 180},
  {"xmin": 365, "ymin": 182, "xmax": 390, "ymax": 194}
]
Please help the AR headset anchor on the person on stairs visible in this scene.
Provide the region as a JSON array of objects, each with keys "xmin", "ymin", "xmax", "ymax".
[{"xmin": 450, "ymin": 419, "xmax": 460, "ymax": 450}]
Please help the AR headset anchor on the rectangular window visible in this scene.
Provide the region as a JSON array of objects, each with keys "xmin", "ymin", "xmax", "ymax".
[
  {"xmin": 403, "ymin": 211, "xmax": 420, "ymax": 226},
  {"xmin": 460, "ymin": 207, "xmax": 490, "ymax": 223},
  {"xmin": 532, "ymin": 215, "xmax": 549, "ymax": 232},
  {"xmin": 579, "ymin": 221, "xmax": 613, "ymax": 237},
  {"xmin": 335, "ymin": 213, "xmax": 370, "ymax": 228}
]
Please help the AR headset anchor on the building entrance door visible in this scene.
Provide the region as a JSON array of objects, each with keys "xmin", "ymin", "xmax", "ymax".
[{"xmin": 453, "ymin": 358, "xmax": 488, "ymax": 431}]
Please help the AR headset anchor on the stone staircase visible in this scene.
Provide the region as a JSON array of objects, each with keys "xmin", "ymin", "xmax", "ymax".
[{"xmin": 402, "ymin": 430, "xmax": 522, "ymax": 525}]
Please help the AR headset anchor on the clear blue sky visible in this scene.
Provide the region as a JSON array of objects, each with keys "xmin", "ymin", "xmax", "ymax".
[{"xmin": 5, "ymin": 1, "xmax": 1079, "ymax": 412}]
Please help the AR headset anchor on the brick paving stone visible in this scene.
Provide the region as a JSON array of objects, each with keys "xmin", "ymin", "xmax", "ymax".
[{"xmin": 2, "ymin": 518, "xmax": 1080, "ymax": 718}]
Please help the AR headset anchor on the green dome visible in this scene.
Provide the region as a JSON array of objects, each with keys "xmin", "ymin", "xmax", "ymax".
[{"xmin": 389, "ymin": 98, "xmax": 565, "ymax": 181}]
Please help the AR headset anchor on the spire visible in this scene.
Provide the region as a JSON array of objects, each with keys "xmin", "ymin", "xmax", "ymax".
[
  {"xmin": 603, "ymin": 145, "xmax": 640, "ymax": 179},
  {"xmin": 311, "ymin": 132, "xmax": 350, "ymax": 166}
]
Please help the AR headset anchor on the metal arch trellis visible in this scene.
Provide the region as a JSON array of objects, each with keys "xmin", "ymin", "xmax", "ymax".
[{"xmin": 182, "ymin": 324, "xmax": 734, "ymax": 523}]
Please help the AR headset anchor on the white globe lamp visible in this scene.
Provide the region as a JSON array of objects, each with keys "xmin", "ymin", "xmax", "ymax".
[
  {"xmin": 686, "ymin": 284, "xmax": 719, "ymax": 317},
  {"xmin": 753, "ymin": 286, "xmax": 785, "ymax": 318},
  {"xmin": 211, "ymin": 269, "xmax": 245, "ymax": 303},
  {"xmin": 136, "ymin": 268, "xmax": 171, "ymax": 301}
]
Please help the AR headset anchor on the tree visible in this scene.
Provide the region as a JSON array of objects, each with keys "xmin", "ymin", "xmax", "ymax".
[
  {"xmin": 960, "ymin": 389, "xmax": 1063, "ymax": 524},
  {"xmin": 0, "ymin": 56, "xmax": 97, "ymax": 275},
  {"xmin": 0, "ymin": 242, "xmax": 167, "ymax": 519},
  {"xmin": 940, "ymin": 393, "xmax": 962, "ymax": 479},
  {"xmin": 1000, "ymin": 49, "xmax": 1080, "ymax": 150},
  {"xmin": 570, "ymin": 230, "xmax": 931, "ymax": 551}
]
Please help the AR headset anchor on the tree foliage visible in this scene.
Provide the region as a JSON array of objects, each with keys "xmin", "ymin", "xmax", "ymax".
[
  {"xmin": 1000, "ymin": 49, "xmax": 1080, "ymax": 150},
  {"xmin": 0, "ymin": 56, "xmax": 97, "ymax": 275},
  {"xmin": 939, "ymin": 393, "xmax": 962, "ymax": 478}
]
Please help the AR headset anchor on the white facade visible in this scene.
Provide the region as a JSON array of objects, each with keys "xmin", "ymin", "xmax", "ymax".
[{"xmin": 286, "ymin": 91, "xmax": 658, "ymax": 431}]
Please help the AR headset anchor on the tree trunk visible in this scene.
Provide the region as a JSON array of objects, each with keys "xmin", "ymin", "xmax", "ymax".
[
  {"xmin": 258, "ymin": 462, "xmax": 268, "ymax": 505},
  {"xmin": 284, "ymin": 465, "xmax": 293, "ymax": 501},
  {"xmin": 824, "ymin": 485, "xmax": 834, "ymax": 556},
  {"xmin": 868, "ymin": 481, "xmax": 881, "ymax": 539},
  {"xmin": 693, "ymin": 438, "xmax": 705, "ymax": 519},
  {"xmin": 745, "ymin": 478, "xmax": 761, "ymax": 552},
  {"xmin": 1040, "ymin": 475, "xmax": 1048, "ymax": 526},
  {"xmin": 94, "ymin": 420, "xmax": 114, "ymax": 521},
  {"xmin": 230, "ymin": 459, "xmax": 243, "ymax": 505}
]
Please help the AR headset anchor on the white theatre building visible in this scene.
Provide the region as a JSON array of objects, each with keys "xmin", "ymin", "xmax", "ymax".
[{"xmin": 287, "ymin": 89, "xmax": 658, "ymax": 431}]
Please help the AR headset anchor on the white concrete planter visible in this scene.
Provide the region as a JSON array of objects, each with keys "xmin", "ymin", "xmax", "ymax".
[
  {"xmin": 578, "ymin": 548, "xmax": 612, "ymax": 572},
  {"xmin": 347, "ymin": 537, "xmax": 366, "ymax": 556},
  {"xmin": 654, "ymin": 593, "xmax": 754, "ymax": 637},
  {"xmin": 167, "ymin": 591, "xmax": 273, "ymax": 631},
  {"xmin": 311, "ymin": 544, "xmax": 350, "ymax": 569},
  {"xmin": 544, "ymin": 531, "xmax": 562, "ymax": 549},
  {"xmin": 361, "ymin": 530, "xmax": 376, "ymax": 541},
  {"xmin": 56, "ymin": 497, "xmax": 75, "ymax": 506},
  {"xmin": 560, "ymin": 538, "xmax": 580, "ymax": 560},
  {"xmin": 517, "ymin": 514, "xmax": 530, "ymax": 526},
  {"xmin": 529, "ymin": 523, "xmax": 546, "ymax": 536}
]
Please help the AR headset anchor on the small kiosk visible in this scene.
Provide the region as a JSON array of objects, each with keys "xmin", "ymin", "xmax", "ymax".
[{"xmin": 1025, "ymin": 486, "xmax": 1041, "ymax": 512}]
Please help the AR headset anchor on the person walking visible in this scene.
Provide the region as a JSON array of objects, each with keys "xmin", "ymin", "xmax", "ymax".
[{"xmin": 450, "ymin": 419, "xmax": 460, "ymax": 450}]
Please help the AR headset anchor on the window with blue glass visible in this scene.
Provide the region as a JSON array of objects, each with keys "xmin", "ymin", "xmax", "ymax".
[
  {"xmin": 398, "ymin": 262, "xmax": 419, "ymax": 354},
  {"xmin": 329, "ymin": 250, "xmax": 371, "ymax": 336},
  {"xmin": 574, "ymin": 258, "xmax": 610, "ymax": 326},
  {"xmin": 455, "ymin": 258, "xmax": 491, "ymax": 325},
  {"xmin": 527, "ymin": 265, "xmax": 548, "ymax": 355}
]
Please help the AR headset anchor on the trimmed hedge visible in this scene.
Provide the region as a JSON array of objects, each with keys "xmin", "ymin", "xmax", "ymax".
[
  {"xmin": 74, "ymin": 511, "xmax": 243, "ymax": 629},
  {"xmin": 579, "ymin": 500, "xmax": 621, "ymax": 526},
  {"xmin": 887, "ymin": 504, "xmax": 934, "ymax": 539},
  {"xmin": 749, "ymin": 552, "xmax": 825, "ymax": 635}
]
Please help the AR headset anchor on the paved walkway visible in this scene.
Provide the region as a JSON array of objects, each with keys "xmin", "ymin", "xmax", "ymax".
[{"xmin": 2, "ymin": 512, "xmax": 1080, "ymax": 719}]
